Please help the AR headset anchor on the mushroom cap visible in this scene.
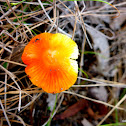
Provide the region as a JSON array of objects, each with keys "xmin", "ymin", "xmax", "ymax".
[{"xmin": 22, "ymin": 33, "xmax": 78, "ymax": 93}]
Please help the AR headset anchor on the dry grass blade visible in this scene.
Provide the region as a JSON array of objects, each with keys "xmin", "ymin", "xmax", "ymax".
[
  {"xmin": 0, "ymin": 99, "xmax": 11, "ymax": 126},
  {"xmin": 63, "ymin": 91, "xmax": 125, "ymax": 111},
  {"xmin": 42, "ymin": 93, "xmax": 64, "ymax": 126},
  {"xmin": 7, "ymin": 112, "xmax": 26, "ymax": 126},
  {"xmin": 0, "ymin": 65, "xmax": 22, "ymax": 111},
  {"xmin": 76, "ymin": 77, "xmax": 126, "ymax": 88},
  {"xmin": 38, "ymin": 0, "xmax": 71, "ymax": 37},
  {"xmin": 97, "ymin": 94, "xmax": 126, "ymax": 126},
  {"xmin": 0, "ymin": 59, "xmax": 26, "ymax": 67}
]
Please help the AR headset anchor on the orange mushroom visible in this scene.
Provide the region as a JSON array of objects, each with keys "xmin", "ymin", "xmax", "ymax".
[{"xmin": 22, "ymin": 33, "xmax": 78, "ymax": 93}]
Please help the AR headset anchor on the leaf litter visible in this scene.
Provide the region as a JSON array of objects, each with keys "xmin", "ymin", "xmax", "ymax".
[{"xmin": 0, "ymin": 0, "xmax": 126, "ymax": 126}]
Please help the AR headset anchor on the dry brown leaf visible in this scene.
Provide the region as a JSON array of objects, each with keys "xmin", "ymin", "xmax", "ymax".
[{"xmin": 55, "ymin": 99, "xmax": 88, "ymax": 120}]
